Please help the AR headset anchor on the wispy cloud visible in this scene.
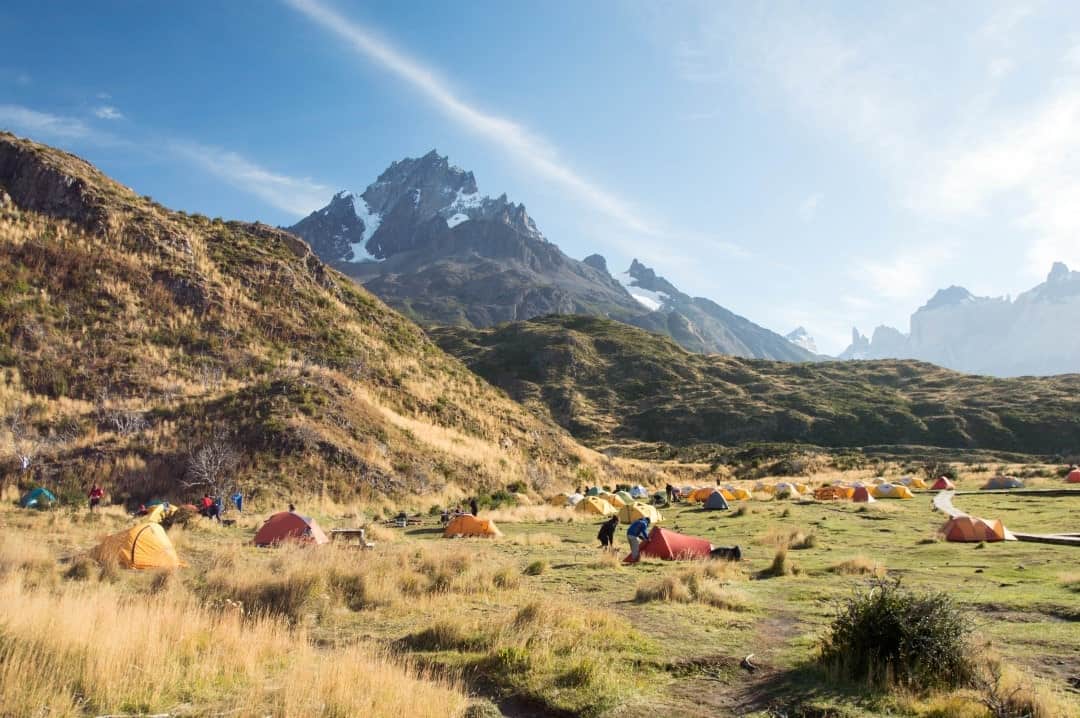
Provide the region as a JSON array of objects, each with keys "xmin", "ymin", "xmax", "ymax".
[
  {"xmin": 168, "ymin": 140, "xmax": 331, "ymax": 216},
  {"xmin": 1, "ymin": 103, "xmax": 329, "ymax": 217},
  {"xmin": 853, "ymin": 243, "xmax": 956, "ymax": 303},
  {"xmin": 93, "ymin": 106, "xmax": 123, "ymax": 120},
  {"xmin": 0, "ymin": 104, "xmax": 95, "ymax": 140},
  {"xmin": 283, "ymin": 0, "xmax": 664, "ymax": 240}
]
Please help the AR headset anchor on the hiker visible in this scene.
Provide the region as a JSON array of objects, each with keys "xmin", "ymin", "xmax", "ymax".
[
  {"xmin": 288, "ymin": 502, "xmax": 296, "ymax": 512},
  {"xmin": 440, "ymin": 508, "xmax": 450, "ymax": 524},
  {"xmin": 627, "ymin": 516, "xmax": 651, "ymax": 562},
  {"xmin": 199, "ymin": 493, "xmax": 217, "ymax": 520},
  {"xmin": 231, "ymin": 490, "xmax": 243, "ymax": 513},
  {"xmin": 470, "ymin": 498, "xmax": 479, "ymax": 516},
  {"xmin": 665, "ymin": 483, "xmax": 674, "ymax": 503},
  {"xmin": 211, "ymin": 496, "xmax": 223, "ymax": 522},
  {"xmin": 597, "ymin": 515, "xmax": 619, "ymax": 550},
  {"xmin": 88, "ymin": 484, "xmax": 104, "ymax": 512}
]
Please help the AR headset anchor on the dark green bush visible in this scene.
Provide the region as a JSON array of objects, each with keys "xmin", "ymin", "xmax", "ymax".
[{"xmin": 819, "ymin": 578, "xmax": 973, "ymax": 691}]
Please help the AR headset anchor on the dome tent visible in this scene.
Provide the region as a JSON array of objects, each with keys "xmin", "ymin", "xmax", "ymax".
[
  {"xmin": 703, "ymin": 491, "xmax": 730, "ymax": 510},
  {"xmin": 618, "ymin": 502, "xmax": 662, "ymax": 524},
  {"xmin": 615, "ymin": 490, "xmax": 634, "ymax": 505},
  {"xmin": 852, "ymin": 486, "xmax": 876, "ymax": 503},
  {"xmin": 254, "ymin": 512, "xmax": 329, "ymax": 547},
  {"xmin": 91, "ymin": 522, "xmax": 183, "ymax": 570},
  {"xmin": 1066, "ymin": 469, "xmax": 1080, "ymax": 484},
  {"xmin": 943, "ymin": 515, "xmax": 1015, "ymax": 543},
  {"xmin": 575, "ymin": 496, "xmax": 617, "ymax": 516},
  {"xmin": 931, "ymin": 476, "xmax": 956, "ymax": 490},
  {"xmin": 982, "ymin": 476, "xmax": 1024, "ymax": 490},
  {"xmin": 444, "ymin": 514, "xmax": 501, "ymax": 538},
  {"xmin": 19, "ymin": 487, "xmax": 56, "ymax": 509},
  {"xmin": 872, "ymin": 483, "xmax": 914, "ymax": 499},
  {"xmin": 629, "ymin": 485, "xmax": 648, "ymax": 498}
]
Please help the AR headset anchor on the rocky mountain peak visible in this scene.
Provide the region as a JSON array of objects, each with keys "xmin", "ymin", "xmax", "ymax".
[
  {"xmin": 919, "ymin": 286, "xmax": 975, "ymax": 313},
  {"xmin": 785, "ymin": 327, "xmax": 818, "ymax": 354},
  {"xmin": 582, "ymin": 254, "xmax": 609, "ymax": 274},
  {"xmin": 1048, "ymin": 261, "xmax": 1071, "ymax": 282}
]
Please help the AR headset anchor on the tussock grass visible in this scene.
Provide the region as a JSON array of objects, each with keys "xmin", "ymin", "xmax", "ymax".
[
  {"xmin": 486, "ymin": 505, "xmax": 574, "ymax": 523},
  {"xmin": 1059, "ymin": 572, "xmax": 1080, "ymax": 593},
  {"xmin": 758, "ymin": 525, "xmax": 818, "ymax": 550},
  {"xmin": 0, "ymin": 573, "xmax": 465, "ymax": 717},
  {"xmin": 761, "ymin": 547, "xmax": 800, "ymax": 578},
  {"xmin": 635, "ymin": 563, "xmax": 749, "ymax": 610},
  {"xmin": 524, "ymin": 559, "xmax": 548, "ymax": 576},
  {"xmin": 830, "ymin": 556, "xmax": 886, "ymax": 578}
]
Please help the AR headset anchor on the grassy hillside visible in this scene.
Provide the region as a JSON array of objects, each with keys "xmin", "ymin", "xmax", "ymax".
[
  {"xmin": 431, "ymin": 315, "xmax": 1080, "ymax": 456},
  {"xmin": 0, "ymin": 133, "xmax": 596, "ymax": 505}
]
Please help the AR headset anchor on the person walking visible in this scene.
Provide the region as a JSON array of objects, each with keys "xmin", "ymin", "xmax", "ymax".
[
  {"xmin": 88, "ymin": 484, "xmax": 104, "ymax": 512},
  {"xmin": 597, "ymin": 515, "xmax": 619, "ymax": 550},
  {"xmin": 626, "ymin": 516, "xmax": 651, "ymax": 563},
  {"xmin": 231, "ymin": 490, "xmax": 243, "ymax": 513},
  {"xmin": 469, "ymin": 497, "xmax": 479, "ymax": 516}
]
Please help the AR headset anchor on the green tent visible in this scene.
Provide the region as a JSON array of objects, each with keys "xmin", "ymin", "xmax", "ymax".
[
  {"xmin": 585, "ymin": 486, "xmax": 601, "ymax": 497},
  {"xmin": 19, "ymin": 487, "xmax": 57, "ymax": 508}
]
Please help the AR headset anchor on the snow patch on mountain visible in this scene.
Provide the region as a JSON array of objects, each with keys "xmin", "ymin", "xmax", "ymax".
[
  {"xmin": 344, "ymin": 192, "xmax": 382, "ymax": 263},
  {"xmin": 446, "ymin": 213, "xmax": 469, "ymax": 228},
  {"xmin": 616, "ymin": 271, "xmax": 669, "ymax": 311}
]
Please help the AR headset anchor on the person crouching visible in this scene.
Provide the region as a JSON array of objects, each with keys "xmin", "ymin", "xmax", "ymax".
[{"xmin": 597, "ymin": 515, "xmax": 619, "ymax": 550}]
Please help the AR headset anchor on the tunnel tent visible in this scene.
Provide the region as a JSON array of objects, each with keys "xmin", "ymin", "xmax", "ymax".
[
  {"xmin": 626, "ymin": 527, "xmax": 713, "ymax": 562},
  {"xmin": 443, "ymin": 514, "xmax": 501, "ymax": 538},
  {"xmin": 872, "ymin": 483, "xmax": 914, "ymax": 499},
  {"xmin": 943, "ymin": 515, "xmax": 1016, "ymax": 543}
]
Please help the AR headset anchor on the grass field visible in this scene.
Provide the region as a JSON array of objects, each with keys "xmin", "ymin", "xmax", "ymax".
[{"xmin": 2, "ymin": 469, "xmax": 1079, "ymax": 717}]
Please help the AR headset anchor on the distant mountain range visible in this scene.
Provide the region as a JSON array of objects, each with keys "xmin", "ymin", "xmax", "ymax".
[
  {"xmin": 841, "ymin": 263, "xmax": 1080, "ymax": 376},
  {"xmin": 288, "ymin": 151, "xmax": 815, "ymax": 362}
]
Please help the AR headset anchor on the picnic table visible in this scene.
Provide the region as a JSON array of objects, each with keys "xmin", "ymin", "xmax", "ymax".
[{"xmin": 329, "ymin": 528, "xmax": 375, "ymax": 548}]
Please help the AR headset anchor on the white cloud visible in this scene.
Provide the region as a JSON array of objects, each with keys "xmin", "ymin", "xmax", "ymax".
[
  {"xmin": 167, "ymin": 140, "xmax": 332, "ymax": 216},
  {"xmin": 0, "ymin": 104, "xmax": 96, "ymax": 140},
  {"xmin": 798, "ymin": 192, "xmax": 823, "ymax": 222},
  {"xmin": 93, "ymin": 106, "xmax": 123, "ymax": 120},
  {"xmin": 283, "ymin": 0, "xmax": 666, "ymax": 241},
  {"xmin": 853, "ymin": 243, "xmax": 956, "ymax": 303}
]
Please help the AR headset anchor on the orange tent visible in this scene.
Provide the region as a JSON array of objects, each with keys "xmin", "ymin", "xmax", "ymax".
[
  {"xmin": 852, "ymin": 486, "xmax": 876, "ymax": 503},
  {"xmin": 254, "ymin": 512, "xmax": 329, "ymax": 547},
  {"xmin": 90, "ymin": 523, "xmax": 184, "ymax": 570},
  {"xmin": 626, "ymin": 527, "xmax": 713, "ymax": 562},
  {"xmin": 443, "ymin": 514, "xmax": 501, "ymax": 538},
  {"xmin": 1066, "ymin": 469, "xmax": 1080, "ymax": 484},
  {"xmin": 943, "ymin": 515, "xmax": 1014, "ymax": 543},
  {"xmin": 931, "ymin": 476, "xmax": 955, "ymax": 490},
  {"xmin": 814, "ymin": 486, "xmax": 854, "ymax": 501},
  {"xmin": 688, "ymin": 487, "xmax": 715, "ymax": 503}
]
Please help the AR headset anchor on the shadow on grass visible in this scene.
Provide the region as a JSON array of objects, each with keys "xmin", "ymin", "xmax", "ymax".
[{"xmin": 742, "ymin": 663, "xmax": 874, "ymax": 717}]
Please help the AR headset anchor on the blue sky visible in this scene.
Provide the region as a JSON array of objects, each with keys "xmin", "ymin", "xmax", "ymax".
[{"xmin": 3, "ymin": 1, "xmax": 1079, "ymax": 354}]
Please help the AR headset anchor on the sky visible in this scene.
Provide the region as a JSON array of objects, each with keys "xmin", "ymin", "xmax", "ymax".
[{"xmin": 3, "ymin": 1, "xmax": 1080, "ymax": 354}]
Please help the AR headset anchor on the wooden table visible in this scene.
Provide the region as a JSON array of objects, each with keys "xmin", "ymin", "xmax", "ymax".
[{"xmin": 329, "ymin": 528, "xmax": 375, "ymax": 548}]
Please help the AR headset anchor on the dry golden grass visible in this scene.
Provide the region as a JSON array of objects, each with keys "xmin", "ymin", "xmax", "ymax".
[
  {"xmin": 635, "ymin": 562, "xmax": 749, "ymax": 611},
  {"xmin": 487, "ymin": 505, "xmax": 575, "ymax": 523},
  {"xmin": 507, "ymin": 531, "xmax": 564, "ymax": 546},
  {"xmin": 830, "ymin": 555, "xmax": 887, "ymax": 578},
  {"xmin": 757, "ymin": 525, "xmax": 818, "ymax": 550},
  {"xmin": 0, "ymin": 573, "xmax": 466, "ymax": 717},
  {"xmin": 1059, "ymin": 572, "xmax": 1080, "ymax": 593}
]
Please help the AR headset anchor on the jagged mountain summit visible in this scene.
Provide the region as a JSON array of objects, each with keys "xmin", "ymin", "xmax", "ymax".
[
  {"xmin": 785, "ymin": 327, "xmax": 818, "ymax": 354},
  {"xmin": 289, "ymin": 152, "xmax": 815, "ymax": 362},
  {"xmin": 840, "ymin": 263, "xmax": 1080, "ymax": 376}
]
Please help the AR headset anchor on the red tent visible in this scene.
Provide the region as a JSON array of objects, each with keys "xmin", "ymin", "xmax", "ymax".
[
  {"xmin": 852, "ymin": 486, "xmax": 876, "ymax": 503},
  {"xmin": 626, "ymin": 527, "xmax": 713, "ymax": 562},
  {"xmin": 1066, "ymin": 469, "xmax": 1080, "ymax": 484},
  {"xmin": 931, "ymin": 476, "xmax": 955, "ymax": 490},
  {"xmin": 254, "ymin": 512, "xmax": 329, "ymax": 547}
]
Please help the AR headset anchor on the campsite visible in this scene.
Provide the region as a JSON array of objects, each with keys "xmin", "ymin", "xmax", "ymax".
[{"xmin": 3, "ymin": 460, "xmax": 1078, "ymax": 717}]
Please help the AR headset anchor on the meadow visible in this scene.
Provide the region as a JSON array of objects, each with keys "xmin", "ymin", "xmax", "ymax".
[{"xmin": 2, "ymin": 463, "xmax": 1078, "ymax": 718}]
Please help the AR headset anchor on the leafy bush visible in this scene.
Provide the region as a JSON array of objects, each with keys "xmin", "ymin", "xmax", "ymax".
[{"xmin": 819, "ymin": 578, "xmax": 973, "ymax": 691}]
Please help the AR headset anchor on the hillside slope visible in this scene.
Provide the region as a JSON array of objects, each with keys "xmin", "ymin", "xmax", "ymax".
[
  {"xmin": 0, "ymin": 132, "xmax": 587, "ymax": 503},
  {"xmin": 432, "ymin": 315, "xmax": 1080, "ymax": 455}
]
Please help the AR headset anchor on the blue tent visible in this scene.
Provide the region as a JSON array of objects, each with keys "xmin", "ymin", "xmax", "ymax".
[
  {"xmin": 704, "ymin": 491, "xmax": 730, "ymax": 511},
  {"xmin": 19, "ymin": 487, "xmax": 57, "ymax": 508}
]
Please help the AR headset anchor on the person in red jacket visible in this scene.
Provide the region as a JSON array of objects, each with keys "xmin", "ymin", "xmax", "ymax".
[{"xmin": 88, "ymin": 484, "xmax": 104, "ymax": 512}]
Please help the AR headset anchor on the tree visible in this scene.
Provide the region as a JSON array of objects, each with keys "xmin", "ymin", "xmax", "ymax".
[{"xmin": 183, "ymin": 435, "xmax": 240, "ymax": 502}]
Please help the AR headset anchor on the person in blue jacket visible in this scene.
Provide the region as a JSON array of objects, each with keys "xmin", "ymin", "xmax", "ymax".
[
  {"xmin": 626, "ymin": 516, "xmax": 651, "ymax": 562},
  {"xmin": 231, "ymin": 490, "xmax": 243, "ymax": 513}
]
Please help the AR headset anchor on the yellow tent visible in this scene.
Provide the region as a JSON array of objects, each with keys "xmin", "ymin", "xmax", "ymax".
[
  {"xmin": 143, "ymin": 503, "xmax": 180, "ymax": 524},
  {"xmin": 443, "ymin": 514, "xmax": 502, "ymax": 538},
  {"xmin": 754, "ymin": 482, "xmax": 775, "ymax": 495},
  {"xmin": 795, "ymin": 483, "xmax": 811, "ymax": 494},
  {"xmin": 575, "ymin": 496, "xmax": 617, "ymax": 516},
  {"xmin": 602, "ymin": 493, "xmax": 627, "ymax": 508},
  {"xmin": 774, "ymin": 483, "xmax": 801, "ymax": 499},
  {"xmin": 724, "ymin": 487, "xmax": 752, "ymax": 501},
  {"xmin": 546, "ymin": 493, "xmax": 571, "ymax": 507},
  {"xmin": 617, "ymin": 502, "xmax": 662, "ymax": 525},
  {"xmin": 871, "ymin": 483, "xmax": 914, "ymax": 499},
  {"xmin": 90, "ymin": 523, "xmax": 183, "ymax": 570}
]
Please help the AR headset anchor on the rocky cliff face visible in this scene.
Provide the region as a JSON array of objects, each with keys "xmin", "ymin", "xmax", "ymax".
[
  {"xmin": 289, "ymin": 152, "xmax": 816, "ymax": 362},
  {"xmin": 840, "ymin": 264, "xmax": 1080, "ymax": 376}
]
